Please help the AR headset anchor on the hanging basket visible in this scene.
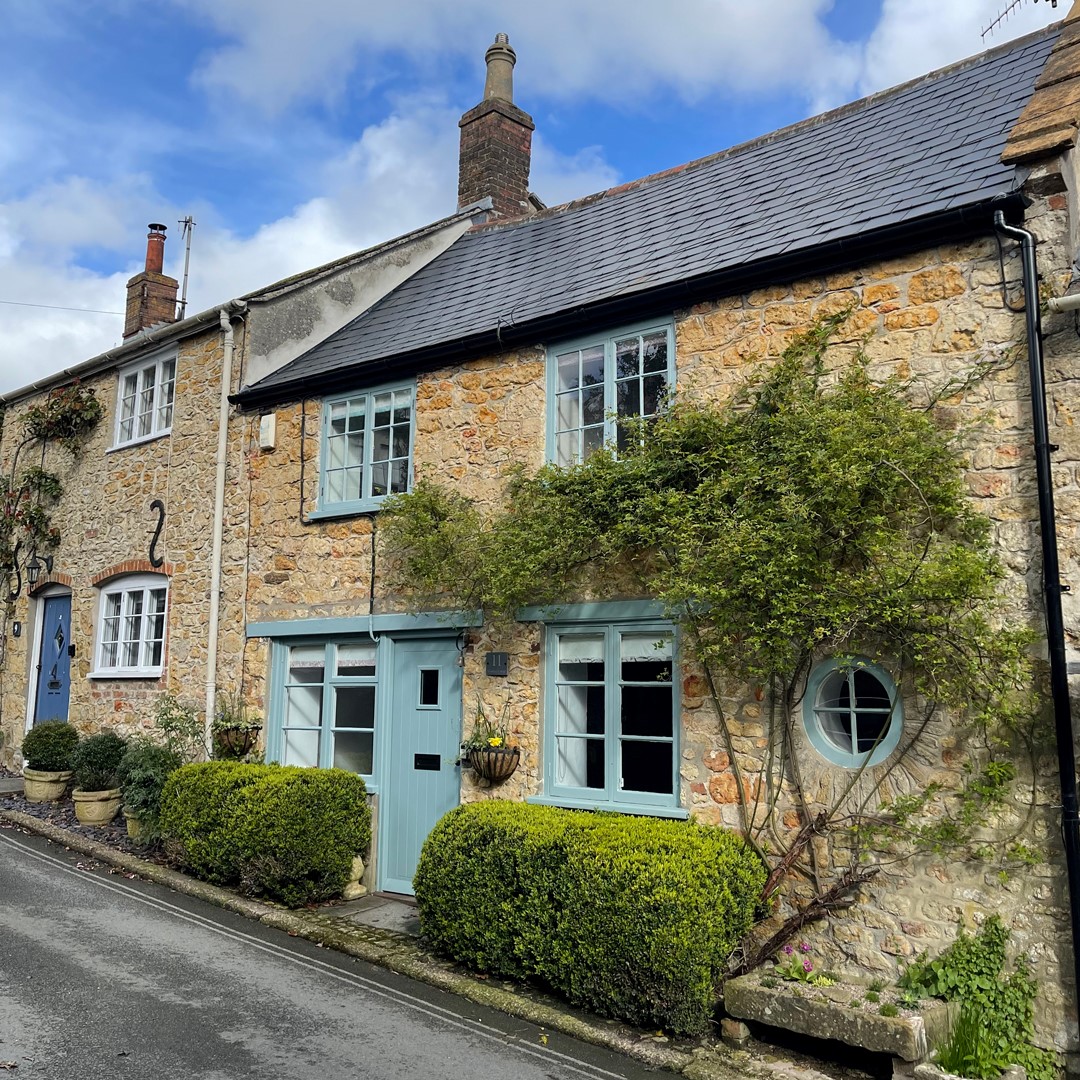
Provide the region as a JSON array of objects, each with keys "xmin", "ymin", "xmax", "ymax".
[
  {"xmin": 467, "ymin": 746, "xmax": 521, "ymax": 783},
  {"xmin": 214, "ymin": 725, "xmax": 262, "ymax": 758}
]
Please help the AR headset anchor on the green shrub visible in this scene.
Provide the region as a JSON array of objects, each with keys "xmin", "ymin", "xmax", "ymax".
[
  {"xmin": 160, "ymin": 762, "xmax": 276, "ymax": 881},
  {"xmin": 117, "ymin": 740, "xmax": 181, "ymax": 839},
  {"xmin": 70, "ymin": 731, "xmax": 127, "ymax": 790},
  {"xmin": 414, "ymin": 801, "xmax": 765, "ymax": 1035},
  {"xmin": 231, "ymin": 768, "xmax": 371, "ymax": 906},
  {"xmin": 20, "ymin": 721, "xmax": 79, "ymax": 771},
  {"xmin": 160, "ymin": 762, "xmax": 371, "ymax": 905}
]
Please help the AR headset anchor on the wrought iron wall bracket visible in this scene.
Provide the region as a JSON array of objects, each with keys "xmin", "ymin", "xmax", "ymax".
[{"xmin": 149, "ymin": 500, "xmax": 166, "ymax": 568}]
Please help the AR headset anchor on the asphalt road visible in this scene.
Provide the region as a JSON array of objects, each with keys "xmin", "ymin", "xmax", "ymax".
[{"xmin": 0, "ymin": 826, "xmax": 661, "ymax": 1080}]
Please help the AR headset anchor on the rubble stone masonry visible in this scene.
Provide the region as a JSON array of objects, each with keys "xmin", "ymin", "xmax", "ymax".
[
  {"xmin": 3, "ymin": 176, "xmax": 1078, "ymax": 1056},
  {"xmin": 237, "ymin": 178, "xmax": 1079, "ymax": 1053}
]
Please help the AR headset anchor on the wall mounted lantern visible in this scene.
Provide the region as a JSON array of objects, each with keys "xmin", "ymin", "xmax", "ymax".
[{"xmin": 26, "ymin": 553, "xmax": 54, "ymax": 590}]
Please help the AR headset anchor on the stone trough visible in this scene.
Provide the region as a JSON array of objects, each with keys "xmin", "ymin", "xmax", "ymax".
[{"xmin": 723, "ymin": 975, "xmax": 959, "ymax": 1078}]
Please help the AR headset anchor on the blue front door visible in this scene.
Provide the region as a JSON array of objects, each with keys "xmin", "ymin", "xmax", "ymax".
[
  {"xmin": 35, "ymin": 595, "xmax": 72, "ymax": 725},
  {"xmin": 379, "ymin": 638, "xmax": 462, "ymax": 895}
]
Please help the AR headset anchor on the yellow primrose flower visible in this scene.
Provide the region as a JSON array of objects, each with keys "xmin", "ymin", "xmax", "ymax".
[{"xmin": 487, "ymin": 736, "xmax": 503, "ymax": 747}]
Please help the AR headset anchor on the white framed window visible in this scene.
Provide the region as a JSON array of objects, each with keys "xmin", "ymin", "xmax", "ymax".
[
  {"xmin": 114, "ymin": 351, "xmax": 176, "ymax": 448},
  {"xmin": 542, "ymin": 620, "xmax": 679, "ymax": 812},
  {"xmin": 91, "ymin": 574, "xmax": 169, "ymax": 678},
  {"xmin": 803, "ymin": 657, "xmax": 903, "ymax": 768},
  {"xmin": 275, "ymin": 641, "xmax": 378, "ymax": 778},
  {"xmin": 318, "ymin": 382, "xmax": 415, "ymax": 514},
  {"xmin": 547, "ymin": 321, "xmax": 674, "ymax": 466}
]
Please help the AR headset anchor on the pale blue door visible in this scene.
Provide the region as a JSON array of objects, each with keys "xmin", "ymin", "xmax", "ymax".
[
  {"xmin": 380, "ymin": 638, "xmax": 462, "ymax": 895},
  {"xmin": 35, "ymin": 595, "xmax": 72, "ymax": 725}
]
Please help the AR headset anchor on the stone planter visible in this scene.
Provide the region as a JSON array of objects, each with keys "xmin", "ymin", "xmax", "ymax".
[
  {"xmin": 468, "ymin": 746, "xmax": 521, "ymax": 783},
  {"xmin": 72, "ymin": 788, "xmax": 122, "ymax": 826},
  {"xmin": 22, "ymin": 767, "xmax": 72, "ymax": 804},
  {"xmin": 123, "ymin": 807, "xmax": 146, "ymax": 840},
  {"xmin": 723, "ymin": 975, "xmax": 959, "ymax": 1063}
]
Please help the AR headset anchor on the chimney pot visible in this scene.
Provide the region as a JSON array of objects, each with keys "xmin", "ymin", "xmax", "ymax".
[
  {"xmin": 483, "ymin": 33, "xmax": 517, "ymax": 102},
  {"xmin": 124, "ymin": 222, "xmax": 179, "ymax": 338},
  {"xmin": 145, "ymin": 223, "xmax": 167, "ymax": 275}
]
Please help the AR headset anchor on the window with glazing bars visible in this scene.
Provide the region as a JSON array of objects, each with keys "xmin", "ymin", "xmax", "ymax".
[
  {"xmin": 279, "ymin": 642, "xmax": 378, "ymax": 777},
  {"xmin": 549, "ymin": 322, "xmax": 673, "ymax": 466},
  {"xmin": 115, "ymin": 354, "xmax": 176, "ymax": 447},
  {"xmin": 321, "ymin": 384, "xmax": 414, "ymax": 511},
  {"xmin": 94, "ymin": 576, "xmax": 168, "ymax": 676}
]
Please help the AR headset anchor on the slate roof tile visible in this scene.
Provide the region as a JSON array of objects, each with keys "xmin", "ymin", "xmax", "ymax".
[{"xmin": 246, "ymin": 27, "xmax": 1057, "ymax": 397}]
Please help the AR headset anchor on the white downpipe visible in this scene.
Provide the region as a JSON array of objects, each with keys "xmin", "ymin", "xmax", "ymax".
[{"xmin": 204, "ymin": 309, "xmax": 235, "ymax": 755}]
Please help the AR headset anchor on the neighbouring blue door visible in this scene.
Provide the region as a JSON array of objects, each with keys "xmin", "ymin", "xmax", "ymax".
[
  {"xmin": 34, "ymin": 594, "xmax": 72, "ymax": 725},
  {"xmin": 379, "ymin": 638, "xmax": 462, "ymax": 895}
]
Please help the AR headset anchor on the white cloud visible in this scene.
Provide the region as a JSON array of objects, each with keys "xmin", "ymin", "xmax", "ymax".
[
  {"xmin": 0, "ymin": 98, "xmax": 621, "ymax": 393},
  {"xmin": 858, "ymin": 0, "xmax": 1057, "ymax": 95},
  {"xmin": 174, "ymin": 0, "xmax": 857, "ymax": 112},
  {"xmin": 0, "ymin": 0, "xmax": 1063, "ymax": 393}
]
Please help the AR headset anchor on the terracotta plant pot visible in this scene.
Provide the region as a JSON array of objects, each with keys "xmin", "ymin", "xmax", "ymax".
[
  {"xmin": 72, "ymin": 788, "xmax": 122, "ymax": 826},
  {"xmin": 22, "ymin": 768, "xmax": 73, "ymax": 804},
  {"xmin": 468, "ymin": 746, "xmax": 521, "ymax": 783}
]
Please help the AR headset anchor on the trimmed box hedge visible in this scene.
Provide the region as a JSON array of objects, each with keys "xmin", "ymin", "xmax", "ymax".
[
  {"xmin": 414, "ymin": 801, "xmax": 765, "ymax": 1035},
  {"xmin": 160, "ymin": 762, "xmax": 371, "ymax": 906}
]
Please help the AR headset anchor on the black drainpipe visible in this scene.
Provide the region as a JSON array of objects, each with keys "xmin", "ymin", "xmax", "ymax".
[{"xmin": 994, "ymin": 209, "xmax": 1080, "ymax": 1009}]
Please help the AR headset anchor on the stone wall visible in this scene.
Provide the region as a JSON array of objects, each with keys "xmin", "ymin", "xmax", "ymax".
[
  {"xmin": 0, "ymin": 325, "xmax": 251, "ymax": 757},
  {"xmin": 233, "ymin": 180, "xmax": 1078, "ymax": 1052}
]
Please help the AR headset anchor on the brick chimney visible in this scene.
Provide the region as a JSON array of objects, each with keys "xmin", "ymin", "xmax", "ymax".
[
  {"xmin": 124, "ymin": 224, "xmax": 179, "ymax": 339},
  {"xmin": 458, "ymin": 33, "xmax": 535, "ymax": 219}
]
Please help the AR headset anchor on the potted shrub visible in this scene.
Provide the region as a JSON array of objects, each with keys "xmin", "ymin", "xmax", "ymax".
[
  {"xmin": 117, "ymin": 739, "xmax": 181, "ymax": 841},
  {"xmin": 211, "ymin": 692, "xmax": 262, "ymax": 760},
  {"xmin": 20, "ymin": 721, "xmax": 79, "ymax": 803},
  {"xmin": 461, "ymin": 700, "xmax": 520, "ymax": 783},
  {"xmin": 70, "ymin": 731, "xmax": 127, "ymax": 825}
]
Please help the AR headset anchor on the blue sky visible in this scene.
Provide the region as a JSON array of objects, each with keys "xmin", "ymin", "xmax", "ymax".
[{"xmin": 0, "ymin": 0, "xmax": 1063, "ymax": 392}]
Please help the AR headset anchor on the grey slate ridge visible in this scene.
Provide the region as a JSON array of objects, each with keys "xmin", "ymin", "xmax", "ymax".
[{"xmin": 243, "ymin": 26, "xmax": 1057, "ymax": 401}]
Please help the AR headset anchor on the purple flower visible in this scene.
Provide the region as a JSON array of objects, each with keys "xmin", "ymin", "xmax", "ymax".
[
  {"xmin": 799, "ymin": 942, "xmax": 811, "ymax": 953},
  {"xmin": 783, "ymin": 945, "xmax": 794, "ymax": 956},
  {"xmin": 803, "ymin": 959, "xmax": 813, "ymax": 973}
]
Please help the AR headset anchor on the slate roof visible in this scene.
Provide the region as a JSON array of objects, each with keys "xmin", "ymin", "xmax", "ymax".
[{"xmin": 241, "ymin": 25, "xmax": 1057, "ymax": 405}]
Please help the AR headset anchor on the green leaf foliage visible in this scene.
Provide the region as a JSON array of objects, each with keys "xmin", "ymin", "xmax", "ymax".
[
  {"xmin": 160, "ymin": 762, "xmax": 371, "ymax": 906},
  {"xmin": 385, "ymin": 318, "xmax": 1032, "ymax": 729},
  {"xmin": 384, "ymin": 315, "xmax": 1039, "ymax": 870},
  {"xmin": 901, "ymin": 917, "xmax": 1058, "ymax": 1080},
  {"xmin": 116, "ymin": 740, "xmax": 182, "ymax": 839},
  {"xmin": 20, "ymin": 721, "xmax": 79, "ymax": 771},
  {"xmin": 414, "ymin": 801, "xmax": 766, "ymax": 1034},
  {"xmin": 70, "ymin": 730, "xmax": 128, "ymax": 791},
  {"xmin": 160, "ymin": 761, "xmax": 278, "ymax": 882}
]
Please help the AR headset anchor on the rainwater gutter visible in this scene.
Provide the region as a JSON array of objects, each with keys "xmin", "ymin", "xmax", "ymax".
[
  {"xmin": 204, "ymin": 308, "xmax": 237, "ymax": 755},
  {"xmin": 993, "ymin": 209, "xmax": 1080, "ymax": 1007}
]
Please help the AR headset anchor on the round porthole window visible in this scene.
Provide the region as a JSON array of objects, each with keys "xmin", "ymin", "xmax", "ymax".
[{"xmin": 803, "ymin": 658, "xmax": 902, "ymax": 768}]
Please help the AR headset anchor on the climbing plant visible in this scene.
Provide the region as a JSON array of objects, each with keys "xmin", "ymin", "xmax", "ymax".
[
  {"xmin": 0, "ymin": 381, "xmax": 103, "ymax": 685},
  {"xmin": 383, "ymin": 312, "xmax": 1045, "ymax": 971},
  {"xmin": 0, "ymin": 381, "xmax": 102, "ymax": 577}
]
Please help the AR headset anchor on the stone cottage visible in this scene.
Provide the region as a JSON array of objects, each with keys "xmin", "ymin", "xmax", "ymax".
[
  {"xmin": 3, "ymin": 12, "xmax": 1080, "ymax": 1065},
  {"xmin": 0, "ymin": 207, "xmax": 487, "ymax": 754},
  {"xmin": 230, "ymin": 18, "xmax": 1080, "ymax": 1060}
]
